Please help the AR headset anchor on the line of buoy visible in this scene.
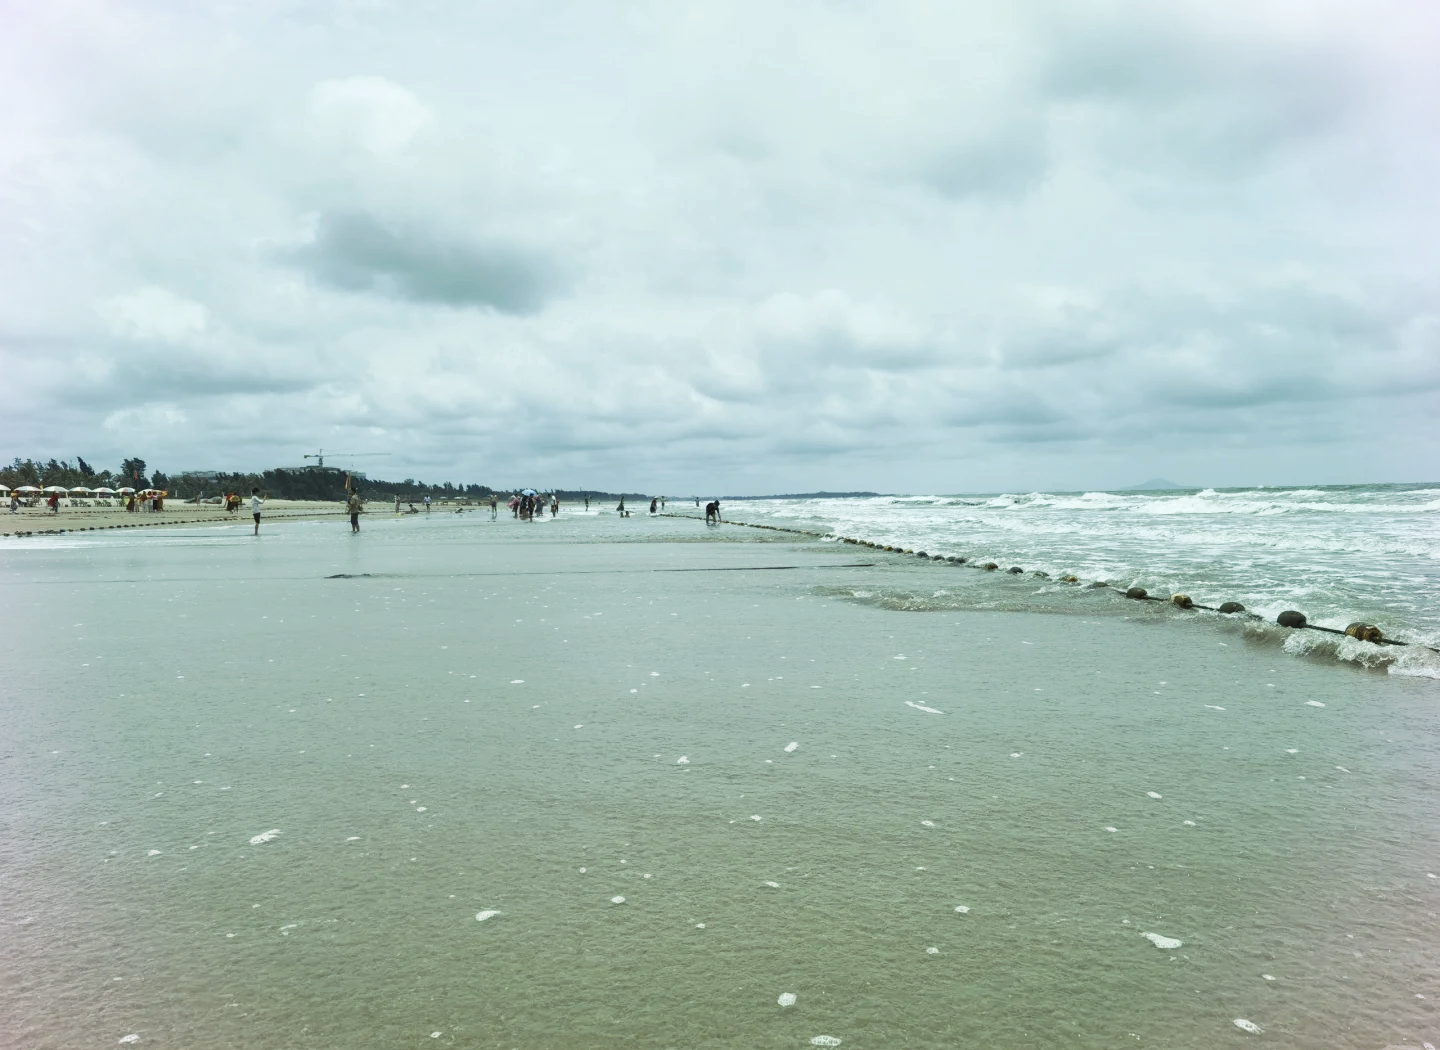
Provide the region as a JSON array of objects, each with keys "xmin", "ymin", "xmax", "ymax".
[{"xmin": 661, "ymin": 513, "xmax": 1437, "ymax": 654}]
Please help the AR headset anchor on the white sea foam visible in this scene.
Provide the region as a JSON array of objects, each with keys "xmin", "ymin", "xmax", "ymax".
[
  {"xmin": 611, "ymin": 896, "xmax": 625, "ymax": 904},
  {"xmin": 1105, "ymin": 826, "xmax": 1118, "ymax": 832},
  {"xmin": 676, "ymin": 756, "xmax": 689, "ymax": 764},
  {"xmin": 1306, "ymin": 701, "xmax": 1326, "ymax": 707},
  {"xmin": 750, "ymin": 815, "xmax": 762, "ymax": 821},
  {"xmin": 1233, "ymin": 1019, "xmax": 1263, "ymax": 1034},
  {"xmin": 905, "ymin": 701, "xmax": 944, "ymax": 714},
  {"xmin": 475, "ymin": 910, "xmax": 501, "ymax": 922},
  {"xmin": 1204, "ymin": 705, "xmax": 1226, "ymax": 710},
  {"xmin": 811, "ymin": 1037, "xmax": 842, "ymax": 1046},
  {"xmin": 147, "ymin": 849, "xmax": 161, "ymax": 856},
  {"xmin": 955, "ymin": 905, "xmax": 970, "ymax": 913},
  {"xmin": 1147, "ymin": 792, "xmax": 1162, "ymax": 799},
  {"xmin": 921, "ymin": 820, "xmax": 935, "ymax": 827},
  {"xmin": 764, "ymin": 880, "xmax": 780, "ymax": 888},
  {"xmin": 1142, "ymin": 932, "xmax": 1182, "ymax": 949},
  {"xmin": 249, "ymin": 829, "xmax": 281, "ymax": 845},
  {"xmin": 118, "ymin": 1036, "xmax": 140, "ymax": 1045},
  {"xmin": 784, "ymin": 741, "xmax": 799, "ymax": 752},
  {"xmin": 778, "ymin": 992, "xmax": 797, "ymax": 1007},
  {"xmin": 1262, "ymin": 974, "xmax": 1275, "ymax": 980},
  {"xmin": 926, "ymin": 946, "xmax": 939, "ymax": 954}
]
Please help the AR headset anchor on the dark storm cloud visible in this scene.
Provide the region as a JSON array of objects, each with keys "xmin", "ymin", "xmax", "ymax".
[{"xmin": 288, "ymin": 212, "xmax": 559, "ymax": 314}]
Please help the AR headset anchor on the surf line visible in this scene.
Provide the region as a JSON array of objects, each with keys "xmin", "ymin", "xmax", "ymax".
[{"xmin": 668, "ymin": 513, "xmax": 1438, "ymax": 654}]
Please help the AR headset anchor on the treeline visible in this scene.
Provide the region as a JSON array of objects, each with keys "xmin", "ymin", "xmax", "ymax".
[
  {"xmin": 1, "ymin": 457, "xmax": 157, "ymax": 489},
  {"xmin": 2, "ymin": 455, "xmax": 653, "ymax": 503}
]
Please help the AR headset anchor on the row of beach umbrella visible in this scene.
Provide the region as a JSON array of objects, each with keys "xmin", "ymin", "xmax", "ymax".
[{"xmin": 1, "ymin": 485, "xmax": 151, "ymax": 496}]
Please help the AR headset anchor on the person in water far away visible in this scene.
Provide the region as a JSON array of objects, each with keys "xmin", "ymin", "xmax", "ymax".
[
  {"xmin": 251, "ymin": 488, "xmax": 263, "ymax": 535},
  {"xmin": 348, "ymin": 488, "xmax": 363, "ymax": 532}
]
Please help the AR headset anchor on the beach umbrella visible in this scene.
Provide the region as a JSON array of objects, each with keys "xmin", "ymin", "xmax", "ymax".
[
  {"xmin": 94, "ymin": 487, "xmax": 116, "ymax": 494},
  {"xmin": 0, "ymin": 484, "xmax": 9, "ymax": 492},
  {"xmin": 42, "ymin": 485, "xmax": 68, "ymax": 493},
  {"xmin": 117, "ymin": 487, "xmax": 136, "ymax": 494},
  {"xmin": 69, "ymin": 486, "xmax": 93, "ymax": 494},
  {"xmin": 15, "ymin": 485, "xmax": 40, "ymax": 493},
  {"xmin": 522, "ymin": 488, "xmax": 537, "ymax": 496}
]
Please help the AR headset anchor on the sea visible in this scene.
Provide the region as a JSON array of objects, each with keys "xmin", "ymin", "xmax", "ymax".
[
  {"xmin": 725, "ymin": 483, "xmax": 1440, "ymax": 679},
  {"xmin": 1, "ymin": 489, "xmax": 1437, "ymax": 1049}
]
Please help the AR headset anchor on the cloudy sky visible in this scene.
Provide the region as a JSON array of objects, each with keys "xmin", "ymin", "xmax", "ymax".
[{"xmin": 2, "ymin": 0, "xmax": 1436, "ymax": 494}]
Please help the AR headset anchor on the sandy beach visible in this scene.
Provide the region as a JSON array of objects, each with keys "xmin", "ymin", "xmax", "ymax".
[
  {"xmin": 1, "ymin": 513, "xmax": 1436, "ymax": 1050},
  {"xmin": 0, "ymin": 498, "xmax": 461, "ymax": 537}
]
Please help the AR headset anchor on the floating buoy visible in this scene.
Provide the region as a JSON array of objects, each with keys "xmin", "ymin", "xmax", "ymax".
[
  {"xmin": 1125, "ymin": 587, "xmax": 1149, "ymax": 601},
  {"xmin": 1345, "ymin": 622, "xmax": 1384, "ymax": 644},
  {"xmin": 1008, "ymin": 566, "xmax": 1023, "ymax": 574},
  {"xmin": 1171, "ymin": 594, "xmax": 1193, "ymax": 609},
  {"xmin": 916, "ymin": 551, "xmax": 929, "ymax": 558},
  {"xmin": 1218, "ymin": 601, "xmax": 1246, "ymax": 614},
  {"xmin": 982, "ymin": 562, "xmax": 998, "ymax": 571},
  {"xmin": 903, "ymin": 548, "xmax": 914, "ymax": 554},
  {"xmin": 1277, "ymin": 610, "xmax": 1307, "ymax": 628}
]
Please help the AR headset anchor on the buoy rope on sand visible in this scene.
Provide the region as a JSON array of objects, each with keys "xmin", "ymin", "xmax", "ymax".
[{"xmin": 658, "ymin": 512, "xmax": 1438, "ymax": 654}]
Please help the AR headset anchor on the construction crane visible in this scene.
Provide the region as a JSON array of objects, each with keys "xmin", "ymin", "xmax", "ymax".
[{"xmin": 302, "ymin": 450, "xmax": 391, "ymax": 468}]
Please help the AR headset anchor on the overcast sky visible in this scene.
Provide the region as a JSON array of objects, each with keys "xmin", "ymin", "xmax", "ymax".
[{"xmin": 2, "ymin": 0, "xmax": 1436, "ymax": 494}]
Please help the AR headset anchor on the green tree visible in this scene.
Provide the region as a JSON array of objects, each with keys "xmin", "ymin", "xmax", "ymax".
[{"xmin": 121, "ymin": 458, "xmax": 147, "ymax": 486}]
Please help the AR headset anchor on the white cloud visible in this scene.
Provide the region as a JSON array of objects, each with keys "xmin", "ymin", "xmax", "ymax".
[
  {"xmin": 307, "ymin": 76, "xmax": 434, "ymax": 155},
  {"xmin": 97, "ymin": 287, "xmax": 209, "ymax": 342}
]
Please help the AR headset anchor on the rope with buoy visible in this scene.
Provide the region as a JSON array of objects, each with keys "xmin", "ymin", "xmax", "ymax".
[{"xmin": 659, "ymin": 512, "xmax": 1440, "ymax": 654}]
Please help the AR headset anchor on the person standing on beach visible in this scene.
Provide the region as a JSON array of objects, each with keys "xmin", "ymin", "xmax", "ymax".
[
  {"xmin": 348, "ymin": 488, "xmax": 363, "ymax": 532},
  {"xmin": 490, "ymin": 495, "xmax": 498, "ymax": 520},
  {"xmin": 584, "ymin": 495, "xmax": 589, "ymax": 510},
  {"xmin": 251, "ymin": 488, "xmax": 263, "ymax": 535},
  {"xmin": 551, "ymin": 494, "xmax": 559, "ymax": 517},
  {"xmin": 424, "ymin": 495, "xmax": 431, "ymax": 513}
]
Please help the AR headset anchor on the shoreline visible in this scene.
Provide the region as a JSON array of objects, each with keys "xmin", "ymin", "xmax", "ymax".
[{"xmin": 0, "ymin": 499, "xmax": 382, "ymax": 537}]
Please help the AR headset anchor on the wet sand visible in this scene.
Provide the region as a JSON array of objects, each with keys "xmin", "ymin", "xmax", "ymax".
[
  {"xmin": 0, "ymin": 499, "xmax": 471, "ymax": 536},
  {"xmin": 1, "ymin": 515, "xmax": 1436, "ymax": 1049}
]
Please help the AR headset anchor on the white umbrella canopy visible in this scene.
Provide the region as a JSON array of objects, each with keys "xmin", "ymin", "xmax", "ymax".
[
  {"xmin": 94, "ymin": 487, "xmax": 116, "ymax": 494},
  {"xmin": 117, "ymin": 487, "xmax": 136, "ymax": 494},
  {"xmin": 0, "ymin": 484, "xmax": 9, "ymax": 492},
  {"xmin": 15, "ymin": 485, "xmax": 41, "ymax": 493},
  {"xmin": 69, "ymin": 486, "xmax": 93, "ymax": 494},
  {"xmin": 42, "ymin": 485, "xmax": 68, "ymax": 493}
]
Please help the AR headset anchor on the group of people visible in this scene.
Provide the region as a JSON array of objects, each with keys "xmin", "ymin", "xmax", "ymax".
[{"xmin": 510, "ymin": 492, "xmax": 558, "ymax": 519}]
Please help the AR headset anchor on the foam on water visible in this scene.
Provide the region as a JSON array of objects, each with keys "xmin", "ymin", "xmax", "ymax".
[
  {"xmin": 955, "ymin": 905, "xmax": 970, "ymax": 913},
  {"xmin": 784, "ymin": 741, "xmax": 799, "ymax": 752},
  {"xmin": 610, "ymin": 896, "xmax": 625, "ymax": 904},
  {"xmin": 778, "ymin": 992, "xmax": 797, "ymax": 1007},
  {"xmin": 1233, "ymin": 1019, "xmax": 1263, "ymax": 1034},
  {"xmin": 248, "ymin": 829, "xmax": 281, "ymax": 845},
  {"xmin": 475, "ymin": 910, "xmax": 501, "ymax": 922},
  {"xmin": 905, "ymin": 701, "xmax": 944, "ymax": 714},
  {"xmin": 1142, "ymin": 932, "xmax": 1182, "ymax": 949},
  {"xmin": 739, "ymin": 485, "xmax": 1440, "ymax": 675},
  {"xmin": 811, "ymin": 1037, "xmax": 842, "ymax": 1046}
]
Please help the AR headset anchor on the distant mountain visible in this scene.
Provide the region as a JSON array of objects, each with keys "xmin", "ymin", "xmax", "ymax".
[
  {"xmin": 1125, "ymin": 478, "xmax": 1186, "ymax": 491},
  {"xmin": 722, "ymin": 491, "xmax": 883, "ymax": 500}
]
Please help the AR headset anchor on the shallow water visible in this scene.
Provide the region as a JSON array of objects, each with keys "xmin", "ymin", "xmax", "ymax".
[{"xmin": 1, "ymin": 511, "xmax": 1437, "ymax": 1049}]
